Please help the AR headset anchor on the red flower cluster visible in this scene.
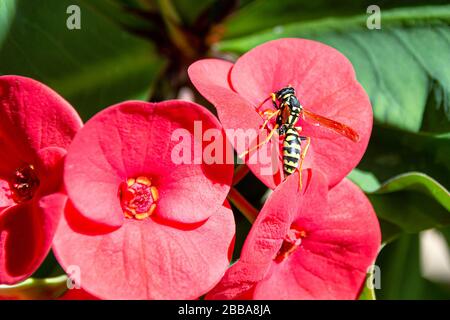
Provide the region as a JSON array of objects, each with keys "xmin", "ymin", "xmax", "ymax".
[{"xmin": 0, "ymin": 38, "xmax": 381, "ymax": 300}]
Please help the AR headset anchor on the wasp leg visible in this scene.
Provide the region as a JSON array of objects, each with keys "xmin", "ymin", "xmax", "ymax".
[
  {"xmin": 255, "ymin": 92, "xmax": 277, "ymax": 112},
  {"xmin": 241, "ymin": 92, "xmax": 279, "ymax": 158},
  {"xmin": 239, "ymin": 125, "xmax": 279, "ymax": 158},
  {"xmin": 297, "ymin": 136, "xmax": 311, "ymax": 190},
  {"xmin": 260, "ymin": 109, "xmax": 281, "ymax": 130}
]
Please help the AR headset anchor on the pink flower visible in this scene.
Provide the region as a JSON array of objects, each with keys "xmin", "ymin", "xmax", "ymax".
[
  {"xmin": 0, "ymin": 75, "xmax": 82, "ymax": 284},
  {"xmin": 189, "ymin": 38, "xmax": 372, "ymax": 189},
  {"xmin": 53, "ymin": 100, "xmax": 235, "ymax": 299},
  {"xmin": 206, "ymin": 170, "xmax": 381, "ymax": 299}
]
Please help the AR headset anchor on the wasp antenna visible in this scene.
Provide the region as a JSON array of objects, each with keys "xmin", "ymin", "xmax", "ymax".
[{"xmin": 256, "ymin": 95, "xmax": 273, "ymax": 111}]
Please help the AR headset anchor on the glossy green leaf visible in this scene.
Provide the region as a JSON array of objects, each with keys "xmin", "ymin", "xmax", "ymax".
[
  {"xmin": 348, "ymin": 168, "xmax": 381, "ymax": 193},
  {"xmin": 367, "ymin": 172, "xmax": 450, "ymax": 243},
  {"xmin": 218, "ymin": 5, "xmax": 450, "ymax": 133},
  {"xmin": 0, "ymin": 0, "xmax": 15, "ymax": 47},
  {"xmin": 0, "ymin": 0, "xmax": 166, "ymax": 120}
]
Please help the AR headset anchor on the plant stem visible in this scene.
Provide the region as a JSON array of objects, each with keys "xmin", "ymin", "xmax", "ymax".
[
  {"xmin": 0, "ymin": 275, "xmax": 67, "ymax": 299},
  {"xmin": 232, "ymin": 164, "xmax": 250, "ymax": 186},
  {"xmin": 157, "ymin": 0, "xmax": 196, "ymax": 59},
  {"xmin": 227, "ymin": 187, "xmax": 259, "ymax": 223}
]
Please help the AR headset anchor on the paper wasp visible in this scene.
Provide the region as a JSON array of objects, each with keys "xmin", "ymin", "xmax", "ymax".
[{"xmin": 240, "ymin": 85, "xmax": 360, "ymax": 189}]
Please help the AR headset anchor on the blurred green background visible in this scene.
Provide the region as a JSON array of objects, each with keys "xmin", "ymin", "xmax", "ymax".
[{"xmin": 0, "ymin": 0, "xmax": 449, "ymax": 299}]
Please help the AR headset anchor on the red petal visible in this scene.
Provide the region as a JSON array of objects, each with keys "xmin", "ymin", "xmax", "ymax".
[
  {"xmin": 58, "ymin": 288, "xmax": 98, "ymax": 300},
  {"xmin": 34, "ymin": 147, "xmax": 67, "ymax": 197},
  {"xmin": 205, "ymin": 261, "xmax": 269, "ymax": 300},
  {"xmin": 239, "ymin": 170, "xmax": 322, "ymax": 263},
  {"xmin": 189, "ymin": 59, "xmax": 283, "ymax": 189},
  {"xmin": 188, "ymin": 59, "xmax": 235, "ymax": 99},
  {"xmin": 53, "ymin": 204, "xmax": 235, "ymax": 299},
  {"xmin": 0, "ymin": 193, "xmax": 66, "ymax": 284},
  {"xmin": 0, "ymin": 76, "xmax": 82, "ymax": 161},
  {"xmin": 0, "ymin": 135, "xmax": 24, "ymax": 178},
  {"xmin": 65, "ymin": 100, "xmax": 233, "ymax": 226},
  {"xmin": 230, "ymin": 39, "xmax": 372, "ymax": 187}
]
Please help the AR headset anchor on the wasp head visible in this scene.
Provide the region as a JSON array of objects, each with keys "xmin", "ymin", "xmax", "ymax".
[{"xmin": 275, "ymin": 86, "xmax": 296, "ymax": 100}]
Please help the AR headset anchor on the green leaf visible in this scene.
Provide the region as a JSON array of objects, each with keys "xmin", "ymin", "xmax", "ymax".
[
  {"xmin": 0, "ymin": 0, "xmax": 15, "ymax": 47},
  {"xmin": 84, "ymin": 0, "xmax": 160, "ymax": 33},
  {"xmin": 376, "ymin": 233, "xmax": 450, "ymax": 299},
  {"xmin": 172, "ymin": 0, "xmax": 216, "ymax": 25},
  {"xmin": 0, "ymin": 0, "xmax": 166, "ymax": 120},
  {"xmin": 218, "ymin": 5, "xmax": 450, "ymax": 133},
  {"xmin": 222, "ymin": 0, "xmax": 449, "ymax": 39},
  {"xmin": 348, "ymin": 168, "xmax": 381, "ymax": 193},
  {"xmin": 439, "ymin": 225, "xmax": 450, "ymax": 245},
  {"xmin": 0, "ymin": 275, "xmax": 67, "ymax": 300},
  {"xmin": 359, "ymin": 125, "xmax": 450, "ymax": 188},
  {"xmin": 366, "ymin": 172, "xmax": 450, "ymax": 243}
]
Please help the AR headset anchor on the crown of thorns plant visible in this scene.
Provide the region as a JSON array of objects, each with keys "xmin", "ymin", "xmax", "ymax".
[{"xmin": 0, "ymin": 39, "xmax": 381, "ymax": 300}]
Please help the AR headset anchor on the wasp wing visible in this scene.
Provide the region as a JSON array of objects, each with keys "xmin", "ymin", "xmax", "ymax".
[{"xmin": 302, "ymin": 109, "xmax": 360, "ymax": 142}]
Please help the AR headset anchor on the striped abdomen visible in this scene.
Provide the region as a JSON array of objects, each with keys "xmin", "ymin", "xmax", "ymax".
[{"xmin": 282, "ymin": 128, "xmax": 301, "ymax": 176}]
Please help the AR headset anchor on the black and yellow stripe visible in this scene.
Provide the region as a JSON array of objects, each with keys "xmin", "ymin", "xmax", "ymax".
[
  {"xmin": 287, "ymin": 110, "xmax": 299, "ymax": 127},
  {"xmin": 282, "ymin": 128, "xmax": 301, "ymax": 176}
]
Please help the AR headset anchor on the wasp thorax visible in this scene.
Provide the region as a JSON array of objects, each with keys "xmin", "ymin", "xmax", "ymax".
[
  {"xmin": 119, "ymin": 176, "xmax": 158, "ymax": 220},
  {"xmin": 275, "ymin": 227, "xmax": 307, "ymax": 262},
  {"xmin": 10, "ymin": 164, "xmax": 40, "ymax": 204}
]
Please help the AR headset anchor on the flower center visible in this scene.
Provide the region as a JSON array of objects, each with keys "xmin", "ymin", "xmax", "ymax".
[
  {"xmin": 9, "ymin": 164, "xmax": 40, "ymax": 204},
  {"xmin": 119, "ymin": 176, "xmax": 159, "ymax": 220},
  {"xmin": 275, "ymin": 227, "xmax": 307, "ymax": 262}
]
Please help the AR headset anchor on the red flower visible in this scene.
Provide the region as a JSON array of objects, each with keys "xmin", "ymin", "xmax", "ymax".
[
  {"xmin": 189, "ymin": 38, "xmax": 372, "ymax": 189},
  {"xmin": 0, "ymin": 76, "xmax": 82, "ymax": 284},
  {"xmin": 206, "ymin": 170, "xmax": 381, "ymax": 300},
  {"xmin": 53, "ymin": 100, "xmax": 235, "ymax": 299}
]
